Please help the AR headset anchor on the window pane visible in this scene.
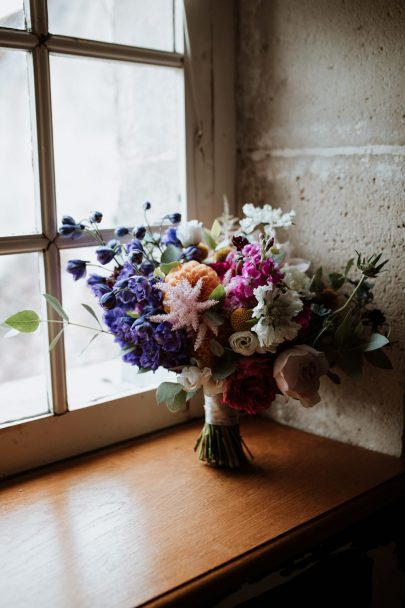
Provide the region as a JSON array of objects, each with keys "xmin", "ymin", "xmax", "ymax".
[
  {"xmin": 48, "ymin": 0, "xmax": 174, "ymax": 52},
  {"xmin": 0, "ymin": 253, "xmax": 49, "ymax": 425},
  {"xmin": 60, "ymin": 248, "xmax": 173, "ymax": 410},
  {"xmin": 0, "ymin": 49, "xmax": 38, "ymax": 236},
  {"xmin": 51, "ymin": 55, "xmax": 185, "ymax": 227},
  {"xmin": 0, "ymin": 0, "xmax": 29, "ymax": 29}
]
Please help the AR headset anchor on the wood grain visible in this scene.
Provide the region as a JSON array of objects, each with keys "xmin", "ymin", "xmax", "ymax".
[{"xmin": 0, "ymin": 418, "xmax": 404, "ymax": 608}]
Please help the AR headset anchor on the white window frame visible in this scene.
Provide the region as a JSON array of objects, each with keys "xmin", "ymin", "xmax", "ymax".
[{"xmin": 0, "ymin": 0, "xmax": 235, "ymax": 478}]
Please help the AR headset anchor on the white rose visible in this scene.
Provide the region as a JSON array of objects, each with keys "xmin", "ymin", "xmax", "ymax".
[
  {"xmin": 229, "ymin": 331, "xmax": 259, "ymax": 356},
  {"xmin": 176, "ymin": 220, "xmax": 203, "ymax": 247},
  {"xmin": 283, "ymin": 264, "xmax": 311, "ymax": 295},
  {"xmin": 176, "ymin": 366, "xmax": 211, "ymax": 392}
]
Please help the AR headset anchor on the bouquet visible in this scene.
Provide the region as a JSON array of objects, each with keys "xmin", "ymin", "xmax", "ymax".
[{"xmin": 4, "ymin": 202, "xmax": 392, "ymax": 468}]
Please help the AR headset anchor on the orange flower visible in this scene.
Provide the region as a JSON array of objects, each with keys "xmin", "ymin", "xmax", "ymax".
[{"xmin": 165, "ymin": 260, "xmax": 220, "ymax": 301}]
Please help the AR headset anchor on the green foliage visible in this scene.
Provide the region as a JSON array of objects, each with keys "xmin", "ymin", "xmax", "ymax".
[
  {"xmin": 344, "ymin": 258, "xmax": 354, "ymax": 276},
  {"xmin": 203, "ymin": 228, "xmax": 217, "ymax": 251},
  {"xmin": 160, "ymin": 261, "xmax": 180, "ymax": 275},
  {"xmin": 210, "ymin": 219, "xmax": 222, "ymax": 241},
  {"xmin": 79, "ymin": 333, "xmax": 99, "ymax": 356},
  {"xmin": 43, "ymin": 293, "xmax": 69, "ymax": 321},
  {"xmin": 81, "ymin": 303, "xmax": 102, "ymax": 329},
  {"xmin": 328, "ymin": 272, "xmax": 345, "ymax": 290},
  {"xmin": 355, "ymin": 251, "xmax": 388, "ymax": 278},
  {"xmin": 161, "ymin": 245, "xmax": 182, "ymax": 264},
  {"xmin": 363, "ymin": 333, "xmax": 389, "ymax": 352},
  {"xmin": 310, "ymin": 266, "xmax": 324, "ymax": 294},
  {"xmin": 212, "ymin": 352, "xmax": 238, "ymax": 381},
  {"xmin": 209, "ymin": 284, "xmax": 226, "ymax": 301},
  {"xmin": 156, "ymin": 381, "xmax": 183, "ymax": 405},
  {"xmin": 209, "ymin": 338, "xmax": 225, "ymax": 357},
  {"xmin": 166, "ymin": 389, "xmax": 188, "ymax": 413},
  {"xmin": 49, "ymin": 328, "xmax": 64, "ymax": 351},
  {"xmin": 4, "ymin": 310, "xmax": 40, "ymax": 333},
  {"xmin": 364, "ymin": 349, "xmax": 393, "ymax": 369},
  {"xmin": 203, "ymin": 311, "xmax": 225, "ymax": 326}
]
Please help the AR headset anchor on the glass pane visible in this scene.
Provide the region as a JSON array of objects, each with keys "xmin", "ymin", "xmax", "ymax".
[
  {"xmin": 0, "ymin": 253, "xmax": 49, "ymax": 425},
  {"xmin": 48, "ymin": 0, "xmax": 174, "ymax": 52},
  {"xmin": 0, "ymin": 0, "xmax": 29, "ymax": 29},
  {"xmin": 51, "ymin": 55, "xmax": 185, "ymax": 227},
  {"xmin": 0, "ymin": 49, "xmax": 38, "ymax": 236},
  {"xmin": 60, "ymin": 248, "xmax": 173, "ymax": 410}
]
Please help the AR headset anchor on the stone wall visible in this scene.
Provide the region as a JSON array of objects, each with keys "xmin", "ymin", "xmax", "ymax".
[{"xmin": 236, "ymin": 0, "xmax": 405, "ymax": 456}]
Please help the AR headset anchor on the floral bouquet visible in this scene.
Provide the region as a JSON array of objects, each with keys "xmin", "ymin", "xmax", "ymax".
[{"xmin": 4, "ymin": 202, "xmax": 392, "ymax": 468}]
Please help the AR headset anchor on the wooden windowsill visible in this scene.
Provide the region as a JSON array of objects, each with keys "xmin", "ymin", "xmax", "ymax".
[{"xmin": 1, "ymin": 417, "xmax": 404, "ymax": 607}]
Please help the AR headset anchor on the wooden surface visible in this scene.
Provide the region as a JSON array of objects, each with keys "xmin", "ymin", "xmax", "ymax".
[{"xmin": 0, "ymin": 418, "xmax": 404, "ymax": 608}]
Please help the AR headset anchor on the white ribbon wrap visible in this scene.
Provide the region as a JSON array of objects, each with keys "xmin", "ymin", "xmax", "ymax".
[{"xmin": 204, "ymin": 393, "xmax": 239, "ymax": 426}]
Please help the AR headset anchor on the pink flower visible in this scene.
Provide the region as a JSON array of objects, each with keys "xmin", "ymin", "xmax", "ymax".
[
  {"xmin": 273, "ymin": 345, "xmax": 329, "ymax": 407},
  {"xmin": 223, "ymin": 358, "xmax": 277, "ymax": 414}
]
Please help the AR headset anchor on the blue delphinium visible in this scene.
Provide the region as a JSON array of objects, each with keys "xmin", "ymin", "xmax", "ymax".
[
  {"xmin": 66, "ymin": 259, "xmax": 87, "ymax": 281},
  {"xmin": 162, "ymin": 227, "xmax": 181, "ymax": 247}
]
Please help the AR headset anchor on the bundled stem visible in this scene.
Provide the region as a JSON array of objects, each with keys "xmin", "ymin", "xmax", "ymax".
[{"xmin": 194, "ymin": 422, "xmax": 253, "ymax": 468}]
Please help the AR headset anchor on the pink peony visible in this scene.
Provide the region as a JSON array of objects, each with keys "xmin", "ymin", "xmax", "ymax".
[
  {"xmin": 223, "ymin": 358, "xmax": 277, "ymax": 414},
  {"xmin": 273, "ymin": 345, "xmax": 329, "ymax": 407}
]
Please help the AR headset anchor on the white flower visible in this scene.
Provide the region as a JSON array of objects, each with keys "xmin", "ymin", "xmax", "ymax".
[
  {"xmin": 251, "ymin": 285, "xmax": 303, "ymax": 351},
  {"xmin": 239, "ymin": 203, "xmax": 296, "ymax": 235},
  {"xmin": 177, "ymin": 366, "xmax": 211, "ymax": 392},
  {"xmin": 282, "ymin": 264, "xmax": 311, "ymax": 295},
  {"xmin": 229, "ymin": 331, "xmax": 259, "ymax": 356},
  {"xmin": 176, "ymin": 220, "xmax": 203, "ymax": 247}
]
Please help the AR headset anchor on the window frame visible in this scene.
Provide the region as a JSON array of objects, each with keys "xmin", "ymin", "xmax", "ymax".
[{"xmin": 0, "ymin": 0, "xmax": 236, "ymax": 478}]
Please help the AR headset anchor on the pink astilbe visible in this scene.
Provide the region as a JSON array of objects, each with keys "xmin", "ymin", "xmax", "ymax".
[{"xmin": 149, "ymin": 278, "xmax": 218, "ymax": 350}]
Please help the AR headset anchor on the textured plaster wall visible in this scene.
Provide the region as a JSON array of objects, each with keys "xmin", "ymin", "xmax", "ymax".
[{"xmin": 236, "ymin": 0, "xmax": 405, "ymax": 456}]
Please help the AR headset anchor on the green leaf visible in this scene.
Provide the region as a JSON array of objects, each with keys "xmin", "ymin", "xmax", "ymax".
[
  {"xmin": 161, "ymin": 245, "xmax": 181, "ymax": 264},
  {"xmin": 203, "ymin": 311, "xmax": 225, "ymax": 326},
  {"xmin": 364, "ymin": 349, "xmax": 393, "ymax": 369},
  {"xmin": 212, "ymin": 355, "xmax": 238, "ymax": 381},
  {"xmin": 153, "ymin": 267, "xmax": 165, "ymax": 279},
  {"xmin": 203, "ymin": 228, "xmax": 217, "ymax": 251},
  {"xmin": 160, "ymin": 261, "xmax": 180, "ymax": 275},
  {"xmin": 186, "ymin": 390, "xmax": 197, "ymax": 401},
  {"xmin": 354, "ymin": 321, "xmax": 364, "ymax": 338},
  {"xmin": 126, "ymin": 311, "xmax": 140, "ymax": 319},
  {"xmin": 79, "ymin": 333, "xmax": 99, "ymax": 356},
  {"xmin": 43, "ymin": 293, "xmax": 69, "ymax": 322},
  {"xmin": 334, "ymin": 311, "xmax": 353, "ymax": 350},
  {"xmin": 137, "ymin": 367, "xmax": 151, "ymax": 374},
  {"xmin": 166, "ymin": 389, "xmax": 188, "ymax": 413},
  {"xmin": 156, "ymin": 381, "xmax": 183, "ymax": 405},
  {"xmin": 4, "ymin": 310, "xmax": 40, "ymax": 333},
  {"xmin": 363, "ymin": 333, "xmax": 389, "ymax": 352},
  {"xmin": 209, "ymin": 284, "xmax": 226, "ymax": 300},
  {"xmin": 211, "ymin": 219, "xmax": 222, "ymax": 241},
  {"xmin": 49, "ymin": 328, "xmax": 64, "ymax": 351},
  {"xmin": 81, "ymin": 303, "xmax": 102, "ymax": 329},
  {"xmin": 336, "ymin": 349, "xmax": 363, "ymax": 379},
  {"xmin": 309, "ymin": 267, "xmax": 323, "ymax": 294},
  {"xmin": 209, "ymin": 338, "xmax": 225, "ymax": 357},
  {"xmin": 328, "ymin": 272, "xmax": 345, "ymax": 290},
  {"xmin": 344, "ymin": 258, "xmax": 354, "ymax": 276}
]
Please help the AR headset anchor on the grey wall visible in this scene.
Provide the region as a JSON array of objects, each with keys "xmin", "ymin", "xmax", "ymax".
[{"xmin": 236, "ymin": 0, "xmax": 405, "ymax": 456}]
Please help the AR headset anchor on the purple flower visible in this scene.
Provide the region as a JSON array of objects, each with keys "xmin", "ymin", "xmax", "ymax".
[
  {"xmin": 66, "ymin": 259, "xmax": 87, "ymax": 281},
  {"xmin": 132, "ymin": 226, "xmax": 146, "ymax": 239},
  {"xmin": 126, "ymin": 238, "xmax": 144, "ymax": 254},
  {"xmin": 115, "ymin": 226, "xmax": 129, "ymax": 237},
  {"xmin": 162, "ymin": 227, "xmax": 181, "ymax": 247},
  {"xmin": 182, "ymin": 246, "xmax": 204, "ymax": 262},
  {"xmin": 96, "ymin": 246, "xmax": 115, "ymax": 265}
]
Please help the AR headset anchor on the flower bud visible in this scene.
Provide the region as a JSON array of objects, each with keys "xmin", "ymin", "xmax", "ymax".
[
  {"xmin": 143, "ymin": 201, "xmax": 151, "ymax": 211},
  {"xmin": 133, "ymin": 225, "xmax": 146, "ymax": 239},
  {"xmin": 114, "ymin": 226, "xmax": 129, "ymax": 237},
  {"xmin": 128, "ymin": 249, "xmax": 143, "ymax": 265},
  {"xmin": 66, "ymin": 259, "xmax": 87, "ymax": 281},
  {"xmin": 90, "ymin": 211, "xmax": 103, "ymax": 223},
  {"xmin": 100, "ymin": 291, "xmax": 117, "ymax": 310},
  {"xmin": 61, "ymin": 215, "xmax": 76, "ymax": 225},
  {"xmin": 168, "ymin": 212, "xmax": 182, "ymax": 224}
]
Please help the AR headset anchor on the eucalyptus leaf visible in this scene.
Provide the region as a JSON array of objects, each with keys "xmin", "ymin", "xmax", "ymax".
[
  {"xmin": 166, "ymin": 389, "xmax": 188, "ymax": 413},
  {"xmin": 209, "ymin": 284, "xmax": 226, "ymax": 301},
  {"xmin": 363, "ymin": 333, "xmax": 389, "ymax": 352},
  {"xmin": 336, "ymin": 349, "xmax": 363, "ymax": 379},
  {"xmin": 43, "ymin": 293, "xmax": 69, "ymax": 322},
  {"xmin": 344, "ymin": 258, "xmax": 354, "ymax": 276},
  {"xmin": 309, "ymin": 267, "xmax": 323, "ymax": 294},
  {"xmin": 209, "ymin": 338, "xmax": 225, "ymax": 357},
  {"xmin": 156, "ymin": 381, "xmax": 183, "ymax": 405},
  {"xmin": 334, "ymin": 311, "xmax": 353, "ymax": 350},
  {"xmin": 328, "ymin": 272, "xmax": 345, "ymax": 290},
  {"xmin": 212, "ymin": 356, "xmax": 238, "ymax": 381},
  {"xmin": 204, "ymin": 310, "xmax": 225, "ymax": 326},
  {"xmin": 4, "ymin": 310, "xmax": 40, "ymax": 333},
  {"xmin": 211, "ymin": 219, "xmax": 222, "ymax": 241},
  {"xmin": 79, "ymin": 333, "xmax": 99, "ymax": 356},
  {"xmin": 49, "ymin": 328, "xmax": 64, "ymax": 351},
  {"xmin": 153, "ymin": 267, "xmax": 165, "ymax": 279},
  {"xmin": 161, "ymin": 245, "xmax": 181, "ymax": 264},
  {"xmin": 137, "ymin": 367, "xmax": 151, "ymax": 374},
  {"xmin": 203, "ymin": 228, "xmax": 217, "ymax": 251},
  {"xmin": 364, "ymin": 349, "xmax": 393, "ymax": 369},
  {"xmin": 81, "ymin": 303, "xmax": 102, "ymax": 329},
  {"xmin": 160, "ymin": 261, "xmax": 180, "ymax": 275}
]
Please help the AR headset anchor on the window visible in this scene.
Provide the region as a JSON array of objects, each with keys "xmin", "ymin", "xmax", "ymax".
[{"xmin": 0, "ymin": 0, "xmax": 235, "ymax": 477}]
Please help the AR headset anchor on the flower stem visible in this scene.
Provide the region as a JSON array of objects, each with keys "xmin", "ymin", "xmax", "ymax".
[{"xmin": 42, "ymin": 319, "xmax": 114, "ymax": 336}]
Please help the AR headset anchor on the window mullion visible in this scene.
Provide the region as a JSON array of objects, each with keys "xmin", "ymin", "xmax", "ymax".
[{"xmin": 30, "ymin": 0, "xmax": 68, "ymax": 416}]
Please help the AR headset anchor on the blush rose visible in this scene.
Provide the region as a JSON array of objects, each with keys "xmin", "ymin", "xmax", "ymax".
[{"xmin": 273, "ymin": 345, "xmax": 329, "ymax": 407}]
